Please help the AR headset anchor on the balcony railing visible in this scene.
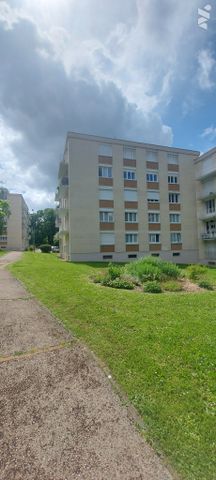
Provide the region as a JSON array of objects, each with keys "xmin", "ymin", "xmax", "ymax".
[{"xmin": 201, "ymin": 232, "xmax": 216, "ymax": 240}]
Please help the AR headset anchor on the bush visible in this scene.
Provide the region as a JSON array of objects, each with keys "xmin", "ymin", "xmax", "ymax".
[
  {"xmin": 126, "ymin": 256, "xmax": 181, "ymax": 282},
  {"xmin": 163, "ymin": 280, "xmax": 183, "ymax": 292},
  {"xmin": 102, "ymin": 277, "xmax": 134, "ymax": 290},
  {"xmin": 92, "ymin": 273, "xmax": 106, "ymax": 284},
  {"xmin": 39, "ymin": 244, "xmax": 51, "ymax": 253},
  {"xmin": 143, "ymin": 281, "xmax": 162, "ymax": 293},
  {"xmin": 198, "ymin": 280, "xmax": 214, "ymax": 290},
  {"xmin": 107, "ymin": 263, "xmax": 123, "ymax": 280},
  {"xmin": 28, "ymin": 245, "xmax": 34, "ymax": 251},
  {"xmin": 187, "ymin": 264, "xmax": 207, "ymax": 280}
]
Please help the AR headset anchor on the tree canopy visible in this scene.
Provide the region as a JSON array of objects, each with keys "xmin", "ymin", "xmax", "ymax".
[
  {"xmin": 30, "ymin": 208, "xmax": 58, "ymax": 246},
  {"xmin": 0, "ymin": 200, "xmax": 10, "ymax": 235}
]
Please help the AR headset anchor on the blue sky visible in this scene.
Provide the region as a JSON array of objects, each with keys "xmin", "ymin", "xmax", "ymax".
[{"xmin": 0, "ymin": 0, "xmax": 216, "ymax": 209}]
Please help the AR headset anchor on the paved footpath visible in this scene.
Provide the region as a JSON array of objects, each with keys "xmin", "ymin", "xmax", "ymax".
[{"xmin": 0, "ymin": 252, "xmax": 174, "ymax": 480}]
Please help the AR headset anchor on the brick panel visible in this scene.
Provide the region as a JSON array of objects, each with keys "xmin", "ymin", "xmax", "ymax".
[
  {"xmin": 99, "ymin": 200, "xmax": 114, "ymax": 208},
  {"xmin": 149, "ymin": 244, "xmax": 161, "ymax": 251},
  {"xmin": 125, "ymin": 223, "xmax": 139, "ymax": 231},
  {"xmin": 99, "ymin": 177, "xmax": 113, "ymax": 186},
  {"xmin": 170, "ymin": 224, "xmax": 182, "ymax": 231},
  {"xmin": 168, "ymin": 164, "xmax": 179, "ymax": 172},
  {"xmin": 126, "ymin": 244, "xmax": 139, "ymax": 252},
  {"xmin": 100, "ymin": 222, "xmax": 114, "ymax": 231},
  {"xmin": 124, "ymin": 180, "xmax": 137, "ymax": 188},
  {"xmin": 98, "ymin": 155, "xmax": 112, "ymax": 165},
  {"xmin": 100, "ymin": 245, "xmax": 115, "ymax": 252},
  {"xmin": 148, "ymin": 203, "xmax": 160, "ymax": 210},
  {"xmin": 169, "ymin": 204, "xmax": 181, "ymax": 211},
  {"xmin": 147, "ymin": 182, "xmax": 159, "ymax": 190},
  {"xmin": 146, "ymin": 161, "xmax": 159, "ymax": 170},
  {"xmin": 123, "ymin": 159, "xmax": 136, "ymax": 167},
  {"xmin": 124, "ymin": 201, "xmax": 138, "ymax": 209},
  {"xmin": 171, "ymin": 244, "xmax": 182, "ymax": 251},
  {"xmin": 148, "ymin": 223, "xmax": 161, "ymax": 231},
  {"xmin": 168, "ymin": 184, "xmax": 180, "ymax": 191}
]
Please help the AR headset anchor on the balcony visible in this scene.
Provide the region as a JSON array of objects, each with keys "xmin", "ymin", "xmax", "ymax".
[
  {"xmin": 201, "ymin": 232, "xmax": 216, "ymax": 240},
  {"xmin": 58, "ymin": 161, "xmax": 68, "ymax": 179}
]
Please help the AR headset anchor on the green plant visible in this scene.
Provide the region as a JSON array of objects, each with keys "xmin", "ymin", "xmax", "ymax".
[
  {"xmin": 107, "ymin": 262, "xmax": 123, "ymax": 280},
  {"xmin": 28, "ymin": 245, "xmax": 34, "ymax": 251},
  {"xmin": 102, "ymin": 277, "xmax": 134, "ymax": 290},
  {"xmin": 143, "ymin": 280, "xmax": 162, "ymax": 293},
  {"xmin": 198, "ymin": 280, "xmax": 214, "ymax": 290},
  {"xmin": 92, "ymin": 273, "xmax": 105, "ymax": 284},
  {"xmin": 163, "ymin": 280, "xmax": 183, "ymax": 292},
  {"xmin": 187, "ymin": 264, "xmax": 207, "ymax": 280},
  {"xmin": 126, "ymin": 256, "xmax": 181, "ymax": 282},
  {"xmin": 39, "ymin": 244, "xmax": 51, "ymax": 253}
]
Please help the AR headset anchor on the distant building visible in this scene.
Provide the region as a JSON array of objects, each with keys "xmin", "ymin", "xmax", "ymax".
[
  {"xmin": 56, "ymin": 132, "xmax": 216, "ymax": 264},
  {"xmin": 0, "ymin": 188, "xmax": 29, "ymax": 251}
]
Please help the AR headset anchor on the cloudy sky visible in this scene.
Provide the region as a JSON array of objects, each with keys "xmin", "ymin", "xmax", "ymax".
[{"xmin": 0, "ymin": 0, "xmax": 216, "ymax": 210}]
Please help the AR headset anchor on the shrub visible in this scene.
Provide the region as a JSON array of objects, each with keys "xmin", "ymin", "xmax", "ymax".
[
  {"xmin": 39, "ymin": 244, "xmax": 51, "ymax": 253},
  {"xmin": 107, "ymin": 263, "xmax": 123, "ymax": 280},
  {"xmin": 198, "ymin": 280, "xmax": 214, "ymax": 290},
  {"xmin": 28, "ymin": 245, "xmax": 34, "ymax": 251},
  {"xmin": 92, "ymin": 273, "xmax": 106, "ymax": 284},
  {"xmin": 102, "ymin": 277, "xmax": 134, "ymax": 290},
  {"xmin": 143, "ymin": 281, "xmax": 162, "ymax": 293},
  {"xmin": 125, "ymin": 256, "xmax": 181, "ymax": 282},
  {"xmin": 163, "ymin": 280, "xmax": 183, "ymax": 292},
  {"xmin": 187, "ymin": 264, "xmax": 207, "ymax": 280}
]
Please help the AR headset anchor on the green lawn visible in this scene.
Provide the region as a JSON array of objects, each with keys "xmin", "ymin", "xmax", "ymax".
[
  {"xmin": 0, "ymin": 250, "xmax": 7, "ymax": 256},
  {"xmin": 10, "ymin": 253, "xmax": 216, "ymax": 480}
]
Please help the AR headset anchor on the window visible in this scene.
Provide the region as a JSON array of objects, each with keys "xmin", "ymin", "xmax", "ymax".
[
  {"xmin": 100, "ymin": 233, "xmax": 115, "ymax": 245},
  {"xmin": 125, "ymin": 212, "xmax": 137, "ymax": 223},
  {"xmin": 170, "ymin": 214, "xmax": 181, "ymax": 223},
  {"xmin": 146, "ymin": 150, "xmax": 158, "ymax": 162},
  {"xmin": 100, "ymin": 211, "xmax": 114, "ymax": 223},
  {"xmin": 99, "ymin": 188, "xmax": 113, "ymax": 200},
  {"xmin": 169, "ymin": 193, "xmax": 180, "ymax": 203},
  {"xmin": 171, "ymin": 233, "xmax": 182, "ymax": 243},
  {"xmin": 206, "ymin": 199, "xmax": 215, "ymax": 214},
  {"xmin": 167, "ymin": 153, "xmax": 178, "ymax": 164},
  {"xmin": 168, "ymin": 175, "xmax": 178, "ymax": 184},
  {"xmin": 98, "ymin": 166, "xmax": 112, "ymax": 178},
  {"xmin": 173, "ymin": 252, "xmax": 180, "ymax": 257},
  {"xmin": 148, "ymin": 213, "xmax": 160, "ymax": 223},
  {"xmin": 147, "ymin": 191, "xmax": 160, "ymax": 202},
  {"xmin": 123, "ymin": 146, "xmax": 136, "ymax": 160},
  {"xmin": 124, "ymin": 170, "xmax": 136, "ymax": 180},
  {"xmin": 124, "ymin": 189, "xmax": 138, "ymax": 201},
  {"xmin": 125, "ymin": 233, "xmax": 138, "ymax": 244},
  {"xmin": 151, "ymin": 253, "xmax": 160, "ymax": 257},
  {"xmin": 128, "ymin": 254, "xmax": 137, "ymax": 259},
  {"xmin": 147, "ymin": 173, "xmax": 158, "ymax": 182},
  {"xmin": 0, "ymin": 236, "xmax": 7, "ymax": 242},
  {"xmin": 149, "ymin": 234, "xmax": 160, "ymax": 243},
  {"xmin": 98, "ymin": 144, "xmax": 112, "ymax": 156},
  {"xmin": 103, "ymin": 255, "xmax": 113, "ymax": 260}
]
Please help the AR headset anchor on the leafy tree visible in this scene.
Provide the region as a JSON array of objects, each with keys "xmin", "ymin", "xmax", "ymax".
[
  {"xmin": 30, "ymin": 208, "xmax": 58, "ymax": 246},
  {"xmin": 0, "ymin": 200, "xmax": 10, "ymax": 235}
]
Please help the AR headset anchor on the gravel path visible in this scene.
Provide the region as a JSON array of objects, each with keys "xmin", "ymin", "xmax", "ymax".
[{"xmin": 0, "ymin": 252, "xmax": 174, "ymax": 480}]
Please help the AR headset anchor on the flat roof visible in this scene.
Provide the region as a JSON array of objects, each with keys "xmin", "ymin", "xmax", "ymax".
[
  {"xmin": 194, "ymin": 146, "xmax": 216, "ymax": 164},
  {"xmin": 66, "ymin": 131, "xmax": 200, "ymax": 156}
]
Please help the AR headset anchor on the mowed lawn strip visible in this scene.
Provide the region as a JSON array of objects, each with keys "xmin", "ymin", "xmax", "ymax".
[{"xmin": 10, "ymin": 253, "xmax": 216, "ymax": 480}]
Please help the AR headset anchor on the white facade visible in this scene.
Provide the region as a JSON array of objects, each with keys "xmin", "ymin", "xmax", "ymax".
[
  {"xmin": 56, "ymin": 132, "xmax": 208, "ymax": 264},
  {"xmin": 195, "ymin": 148, "xmax": 216, "ymax": 263},
  {"xmin": 0, "ymin": 189, "xmax": 29, "ymax": 251}
]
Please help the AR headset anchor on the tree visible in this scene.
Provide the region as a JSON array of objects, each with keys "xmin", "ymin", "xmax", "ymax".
[
  {"xmin": 0, "ymin": 200, "xmax": 10, "ymax": 235},
  {"xmin": 30, "ymin": 208, "xmax": 58, "ymax": 246}
]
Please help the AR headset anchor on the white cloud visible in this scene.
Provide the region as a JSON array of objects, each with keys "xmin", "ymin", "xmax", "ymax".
[
  {"xmin": 197, "ymin": 49, "xmax": 216, "ymax": 90},
  {"xmin": 0, "ymin": 0, "xmax": 207, "ymax": 209},
  {"xmin": 201, "ymin": 125, "xmax": 216, "ymax": 140}
]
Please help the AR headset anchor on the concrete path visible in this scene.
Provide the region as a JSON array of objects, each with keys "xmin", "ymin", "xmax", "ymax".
[{"xmin": 0, "ymin": 252, "xmax": 174, "ymax": 480}]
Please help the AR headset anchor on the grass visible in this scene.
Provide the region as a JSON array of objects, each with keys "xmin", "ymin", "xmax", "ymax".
[
  {"xmin": 10, "ymin": 253, "xmax": 216, "ymax": 480},
  {"xmin": 0, "ymin": 250, "xmax": 7, "ymax": 256}
]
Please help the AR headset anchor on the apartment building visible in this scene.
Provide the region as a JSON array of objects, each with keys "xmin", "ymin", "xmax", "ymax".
[
  {"xmin": 56, "ymin": 132, "xmax": 203, "ymax": 263},
  {"xmin": 0, "ymin": 188, "xmax": 29, "ymax": 251},
  {"xmin": 195, "ymin": 147, "xmax": 216, "ymax": 263}
]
